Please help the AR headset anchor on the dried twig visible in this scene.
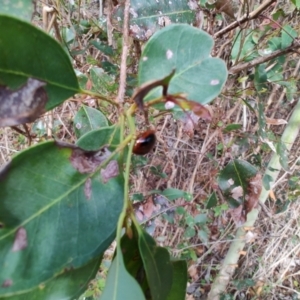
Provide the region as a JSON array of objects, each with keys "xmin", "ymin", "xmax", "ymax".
[
  {"xmin": 116, "ymin": 0, "xmax": 130, "ymax": 104},
  {"xmin": 229, "ymin": 42, "xmax": 300, "ymax": 74},
  {"xmin": 214, "ymin": 0, "xmax": 276, "ymax": 38}
]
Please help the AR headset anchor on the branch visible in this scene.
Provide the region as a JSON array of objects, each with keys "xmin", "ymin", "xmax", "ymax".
[
  {"xmin": 214, "ymin": 0, "xmax": 276, "ymax": 38},
  {"xmin": 116, "ymin": 0, "xmax": 130, "ymax": 104},
  {"xmin": 229, "ymin": 42, "xmax": 300, "ymax": 74},
  {"xmin": 207, "ymin": 99, "xmax": 300, "ymax": 299}
]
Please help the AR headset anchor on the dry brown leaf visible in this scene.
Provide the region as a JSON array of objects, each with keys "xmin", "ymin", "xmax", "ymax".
[
  {"xmin": 231, "ymin": 186, "xmax": 243, "ymax": 200},
  {"xmin": 181, "ymin": 112, "xmax": 200, "ymax": 137},
  {"xmin": 245, "ymin": 173, "xmax": 262, "ymax": 214},
  {"xmin": 188, "ymin": 264, "xmax": 198, "ymax": 281},
  {"xmin": 269, "ymin": 189, "xmax": 276, "ymax": 201},
  {"xmin": 143, "ymin": 197, "xmax": 155, "ymax": 219},
  {"xmin": 229, "ymin": 205, "xmax": 246, "ymax": 226},
  {"xmin": 214, "ymin": 0, "xmax": 235, "ymax": 19},
  {"xmin": 265, "ymin": 117, "xmax": 287, "ymax": 125}
]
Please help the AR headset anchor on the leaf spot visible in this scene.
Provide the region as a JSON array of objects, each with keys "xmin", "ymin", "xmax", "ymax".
[
  {"xmin": 210, "ymin": 79, "xmax": 220, "ymax": 85},
  {"xmin": 166, "ymin": 49, "xmax": 173, "ymax": 60},
  {"xmin": 129, "ymin": 8, "xmax": 138, "ymax": 18},
  {"xmin": 142, "ymin": 56, "xmax": 148, "ymax": 61},
  {"xmin": 12, "ymin": 227, "xmax": 27, "ymax": 252},
  {"xmin": 76, "ymin": 123, "xmax": 82, "ymax": 129},
  {"xmin": 2, "ymin": 279, "xmax": 13, "ymax": 288},
  {"xmin": 84, "ymin": 178, "xmax": 92, "ymax": 200},
  {"xmin": 165, "ymin": 101, "xmax": 175, "ymax": 110}
]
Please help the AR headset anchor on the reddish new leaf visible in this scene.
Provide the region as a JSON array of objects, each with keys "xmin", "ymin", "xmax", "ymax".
[
  {"xmin": 166, "ymin": 95, "xmax": 212, "ymax": 121},
  {"xmin": 133, "ymin": 69, "xmax": 175, "ymax": 111}
]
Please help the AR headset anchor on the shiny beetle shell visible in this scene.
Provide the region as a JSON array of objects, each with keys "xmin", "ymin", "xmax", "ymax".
[{"xmin": 133, "ymin": 130, "xmax": 156, "ymax": 155}]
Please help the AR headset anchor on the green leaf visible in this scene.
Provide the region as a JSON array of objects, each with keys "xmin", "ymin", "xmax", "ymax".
[
  {"xmin": 254, "ymin": 64, "xmax": 268, "ymax": 93},
  {"xmin": 90, "ymin": 67, "xmax": 118, "ymax": 95},
  {"xmin": 194, "ymin": 214, "xmax": 207, "ymax": 224},
  {"xmin": 231, "ymin": 30, "xmax": 258, "ymax": 63},
  {"xmin": 198, "ymin": 227, "xmax": 209, "ymax": 243},
  {"xmin": 0, "ymin": 15, "xmax": 79, "ymax": 111},
  {"xmin": 7, "ymin": 256, "xmax": 102, "ymax": 300},
  {"xmin": 184, "ymin": 227, "xmax": 196, "ymax": 238},
  {"xmin": 100, "ymin": 252, "xmax": 145, "ymax": 300},
  {"xmin": 0, "ymin": 0, "xmax": 33, "ymax": 21},
  {"xmin": 138, "ymin": 24, "xmax": 227, "ymax": 105},
  {"xmin": 74, "ymin": 105, "xmax": 109, "ymax": 139},
  {"xmin": 291, "ymin": 0, "xmax": 300, "ymax": 9},
  {"xmin": 161, "ymin": 188, "xmax": 192, "ymax": 201},
  {"xmin": 281, "ymin": 25, "xmax": 297, "ymax": 49},
  {"xmin": 0, "ymin": 141, "xmax": 123, "ymax": 296},
  {"xmin": 166, "ymin": 260, "xmax": 187, "ymax": 300},
  {"xmin": 90, "ymin": 40, "xmax": 114, "ymax": 56},
  {"xmin": 206, "ymin": 191, "xmax": 218, "ymax": 209},
  {"xmin": 120, "ymin": 225, "xmax": 150, "ymax": 296},
  {"xmin": 76, "ymin": 125, "xmax": 120, "ymax": 151},
  {"xmin": 218, "ymin": 159, "xmax": 258, "ymax": 197},
  {"xmin": 112, "ymin": 0, "xmax": 196, "ymax": 41},
  {"xmin": 223, "ymin": 124, "xmax": 242, "ymax": 132},
  {"xmin": 138, "ymin": 230, "xmax": 173, "ymax": 300},
  {"xmin": 276, "ymin": 140, "xmax": 289, "ymax": 171}
]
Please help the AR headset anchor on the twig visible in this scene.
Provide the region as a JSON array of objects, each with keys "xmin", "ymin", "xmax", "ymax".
[
  {"xmin": 207, "ymin": 99, "xmax": 300, "ymax": 299},
  {"xmin": 214, "ymin": 0, "xmax": 276, "ymax": 38},
  {"xmin": 229, "ymin": 43, "xmax": 300, "ymax": 74},
  {"xmin": 116, "ymin": 0, "xmax": 130, "ymax": 104}
]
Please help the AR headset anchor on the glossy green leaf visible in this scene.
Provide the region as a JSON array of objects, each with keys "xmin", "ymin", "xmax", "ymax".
[
  {"xmin": 0, "ymin": 141, "xmax": 123, "ymax": 296},
  {"xmin": 112, "ymin": 0, "xmax": 196, "ymax": 41},
  {"xmin": 0, "ymin": 15, "xmax": 79, "ymax": 111},
  {"xmin": 76, "ymin": 125, "xmax": 120, "ymax": 151},
  {"xmin": 4, "ymin": 256, "xmax": 102, "ymax": 300},
  {"xmin": 121, "ymin": 226, "xmax": 150, "ymax": 296},
  {"xmin": 138, "ymin": 230, "xmax": 173, "ymax": 300},
  {"xmin": 166, "ymin": 260, "xmax": 187, "ymax": 300},
  {"xmin": 100, "ymin": 252, "xmax": 145, "ymax": 300},
  {"xmin": 0, "ymin": 0, "xmax": 33, "ymax": 21},
  {"xmin": 74, "ymin": 105, "xmax": 108, "ymax": 139},
  {"xmin": 218, "ymin": 159, "xmax": 258, "ymax": 198},
  {"xmin": 139, "ymin": 25, "xmax": 227, "ymax": 105}
]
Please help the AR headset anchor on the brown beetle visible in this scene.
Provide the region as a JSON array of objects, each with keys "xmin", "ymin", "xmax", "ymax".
[{"xmin": 133, "ymin": 130, "xmax": 156, "ymax": 155}]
